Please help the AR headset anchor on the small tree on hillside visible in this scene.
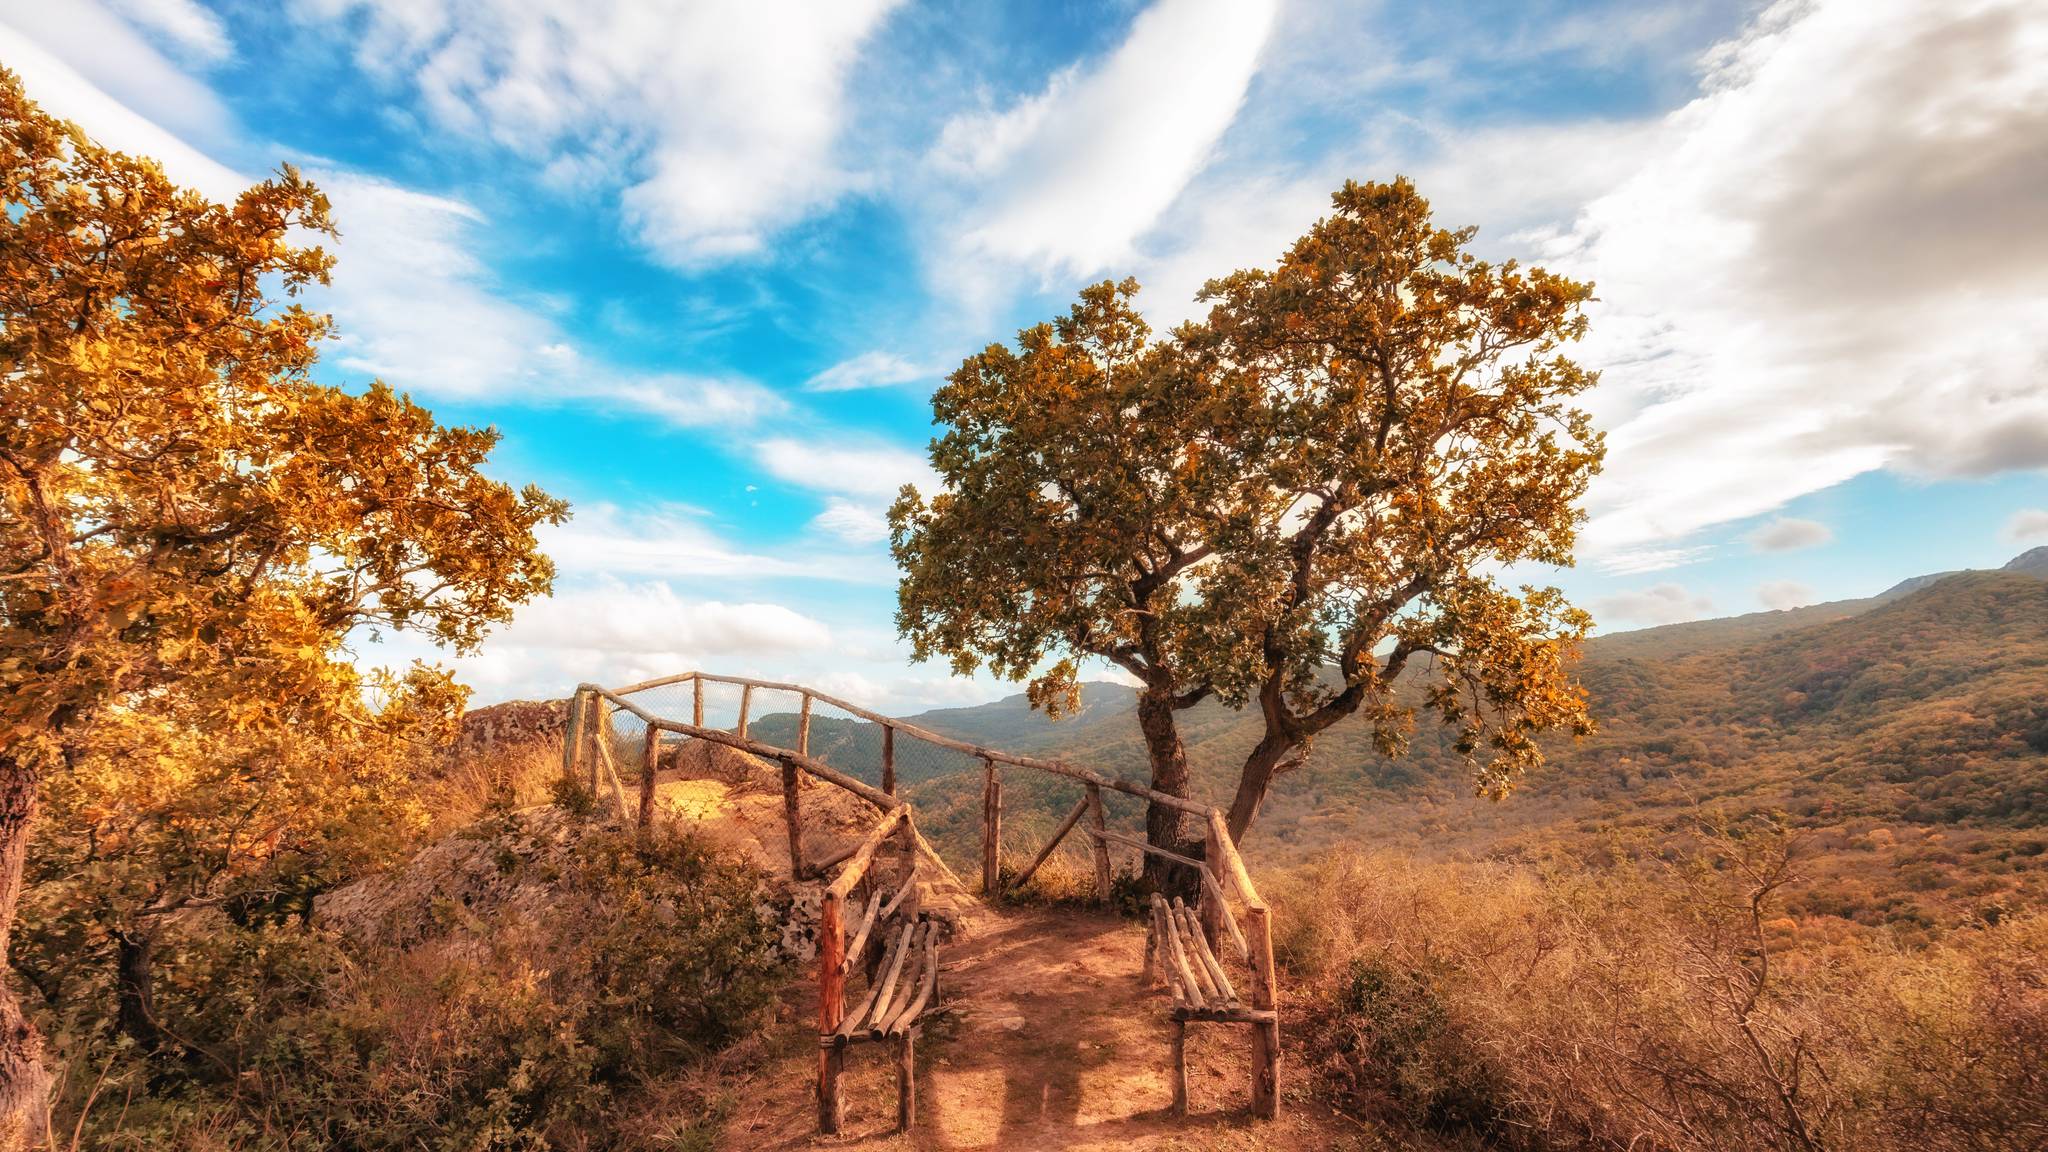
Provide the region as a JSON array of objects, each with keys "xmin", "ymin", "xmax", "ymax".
[
  {"xmin": 890, "ymin": 178, "xmax": 1602, "ymax": 866},
  {"xmin": 890, "ymin": 279, "xmax": 1230, "ymax": 870},
  {"xmin": 0, "ymin": 72, "xmax": 565, "ymax": 1142}
]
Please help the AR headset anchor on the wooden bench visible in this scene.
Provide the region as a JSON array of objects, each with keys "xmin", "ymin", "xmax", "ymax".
[
  {"xmin": 1146, "ymin": 892, "xmax": 1277, "ymax": 1116},
  {"xmin": 819, "ymin": 870, "xmax": 943, "ymax": 1132}
]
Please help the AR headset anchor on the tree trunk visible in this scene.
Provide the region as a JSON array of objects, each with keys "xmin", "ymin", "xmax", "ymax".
[
  {"xmin": 1135, "ymin": 686, "xmax": 1193, "ymax": 891},
  {"xmin": 1225, "ymin": 730, "xmax": 1294, "ymax": 843},
  {"xmin": 114, "ymin": 928, "xmax": 161, "ymax": 1054},
  {"xmin": 0, "ymin": 755, "xmax": 50, "ymax": 1151}
]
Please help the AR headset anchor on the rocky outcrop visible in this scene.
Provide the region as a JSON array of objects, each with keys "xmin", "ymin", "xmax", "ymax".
[{"xmin": 452, "ymin": 698, "xmax": 567, "ymax": 758}]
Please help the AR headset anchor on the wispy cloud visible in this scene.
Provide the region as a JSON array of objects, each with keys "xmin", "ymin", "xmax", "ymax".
[
  {"xmin": 1756, "ymin": 580, "xmax": 1816, "ymax": 611},
  {"xmin": 313, "ymin": 172, "xmax": 789, "ymax": 427},
  {"xmin": 1552, "ymin": 0, "xmax": 2048, "ymax": 555},
  {"xmin": 299, "ymin": 0, "xmax": 902, "ymax": 266},
  {"xmin": 752, "ymin": 438, "xmax": 937, "ymax": 501},
  {"xmin": 542, "ymin": 503, "xmax": 893, "ymax": 585},
  {"xmin": 2005, "ymin": 508, "xmax": 2048, "ymax": 545},
  {"xmin": 1593, "ymin": 582, "xmax": 1714, "ymax": 628},
  {"xmin": 925, "ymin": 0, "xmax": 1278, "ymax": 302},
  {"xmin": 805, "ymin": 351, "xmax": 928, "ymax": 393},
  {"xmin": 105, "ymin": 0, "xmax": 229, "ymax": 64},
  {"xmin": 1747, "ymin": 517, "xmax": 1833, "ymax": 554},
  {"xmin": 0, "ymin": 6, "xmax": 240, "ymax": 197}
]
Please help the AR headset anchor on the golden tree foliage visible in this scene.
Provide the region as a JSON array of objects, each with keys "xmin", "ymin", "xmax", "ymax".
[
  {"xmin": 892, "ymin": 178, "xmax": 1602, "ymax": 851},
  {"xmin": 0, "ymin": 71, "xmax": 565, "ymax": 1141}
]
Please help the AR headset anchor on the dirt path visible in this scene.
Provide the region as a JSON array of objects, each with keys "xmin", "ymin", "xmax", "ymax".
[{"xmin": 719, "ymin": 906, "xmax": 1414, "ymax": 1151}]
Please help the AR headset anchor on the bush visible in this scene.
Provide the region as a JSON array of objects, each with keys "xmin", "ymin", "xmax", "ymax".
[{"xmin": 52, "ymin": 822, "xmax": 791, "ymax": 1150}]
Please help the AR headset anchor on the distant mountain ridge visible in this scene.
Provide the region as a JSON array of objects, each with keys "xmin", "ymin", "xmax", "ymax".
[{"xmin": 896, "ymin": 551, "xmax": 2048, "ymax": 930}]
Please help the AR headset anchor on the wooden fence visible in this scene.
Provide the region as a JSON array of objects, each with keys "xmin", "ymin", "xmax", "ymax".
[{"xmin": 561, "ymin": 670, "xmax": 1281, "ymax": 1129}]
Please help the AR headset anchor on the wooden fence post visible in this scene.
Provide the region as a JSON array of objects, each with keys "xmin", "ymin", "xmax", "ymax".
[
  {"xmin": 1200, "ymin": 820, "xmax": 1225, "ymax": 946},
  {"xmin": 798, "ymin": 693, "xmax": 812, "ymax": 757},
  {"xmin": 1169, "ymin": 1018, "xmax": 1188, "ymax": 1117},
  {"xmin": 585, "ymin": 693, "xmax": 606, "ymax": 795},
  {"xmin": 981, "ymin": 758, "xmax": 1001, "ymax": 895},
  {"xmin": 692, "ymin": 674, "xmax": 703, "ymax": 728},
  {"xmin": 737, "ymin": 684, "xmax": 752, "ymax": 740},
  {"xmin": 638, "ymin": 722, "xmax": 659, "ymax": 831},
  {"xmin": 896, "ymin": 1031, "xmax": 916, "ymax": 1132},
  {"xmin": 783, "ymin": 757, "xmax": 804, "ymax": 880},
  {"xmin": 561, "ymin": 688, "xmax": 585, "ymax": 783},
  {"xmin": 1247, "ymin": 904, "xmax": 1279, "ymax": 1119},
  {"xmin": 881, "ymin": 724, "xmax": 896, "ymax": 796},
  {"xmin": 1086, "ymin": 784, "xmax": 1111, "ymax": 904},
  {"xmin": 818, "ymin": 890, "xmax": 846, "ymax": 1133}
]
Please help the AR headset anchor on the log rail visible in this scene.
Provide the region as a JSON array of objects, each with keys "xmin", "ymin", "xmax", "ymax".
[{"xmin": 561, "ymin": 670, "xmax": 1281, "ymax": 1130}]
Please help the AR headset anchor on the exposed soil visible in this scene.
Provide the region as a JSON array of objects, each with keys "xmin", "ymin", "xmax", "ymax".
[{"xmin": 719, "ymin": 904, "xmax": 1418, "ymax": 1151}]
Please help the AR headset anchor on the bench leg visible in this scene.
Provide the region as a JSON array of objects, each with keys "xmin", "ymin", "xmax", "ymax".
[
  {"xmin": 1169, "ymin": 1019, "xmax": 1188, "ymax": 1117},
  {"xmin": 896, "ymin": 1030, "xmax": 917, "ymax": 1133},
  {"xmin": 820, "ymin": 1044, "xmax": 844, "ymax": 1133}
]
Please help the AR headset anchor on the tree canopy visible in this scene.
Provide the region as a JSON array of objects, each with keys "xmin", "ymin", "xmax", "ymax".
[
  {"xmin": 892, "ymin": 178, "xmax": 1603, "ymax": 850},
  {"xmin": 0, "ymin": 70, "xmax": 565, "ymax": 1141}
]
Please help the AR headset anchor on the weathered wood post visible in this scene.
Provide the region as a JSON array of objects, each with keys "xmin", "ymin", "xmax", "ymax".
[
  {"xmin": 637, "ymin": 721, "xmax": 659, "ymax": 831},
  {"xmin": 881, "ymin": 724, "xmax": 896, "ymax": 796},
  {"xmin": 981, "ymin": 758, "xmax": 1001, "ymax": 895},
  {"xmin": 1248, "ymin": 904, "xmax": 1279, "ymax": 1119},
  {"xmin": 896, "ymin": 1031, "xmax": 916, "ymax": 1132},
  {"xmin": 588, "ymin": 692, "xmax": 612, "ymax": 796},
  {"xmin": 1086, "ymin": 783, "xmax": 1111, "ymax": 904},
  {"xmin": 561, "ymin": 688, "xmax": 586, "ymax": 783},
  {"xmin": 1199, "ymin": 820, "xmax": 1226, "ymax": 946},
  {"xmin": 782, "ymin": 757, "xmax": 804, "ymax": 880},
  {"xmin": 737, "ymin": 683, "xmax": 753, "ymax": 740},
  {"xmin": 691, "ymin": 674, "xmax": 704, "ymax": 728},
  {"xmin": 1169, "ymin": 1018, "xmax": 1188, "ymax": 1117},
  {"xmin": 817, "ymin": 889, "xmax": 846, "ymax": 1133},
  {"xmin": 798, "ymin": 692, "xmax": 812, "ymax": 757}
]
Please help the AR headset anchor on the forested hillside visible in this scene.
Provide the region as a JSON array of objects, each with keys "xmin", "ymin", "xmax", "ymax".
[{"xmin": 898, "ymin": 561, "xmax": 2048, "ymax": 933}]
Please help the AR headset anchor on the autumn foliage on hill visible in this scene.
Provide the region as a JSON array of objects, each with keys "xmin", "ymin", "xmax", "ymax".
[{"xmin": 0, "ymin": 71, "xmax": 566, "ymax": 1143}]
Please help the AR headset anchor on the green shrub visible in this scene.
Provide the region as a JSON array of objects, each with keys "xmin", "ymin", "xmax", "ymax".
[{"xmin": 53, "ymin": 823, "xmax": 791, "ymax": 1150}]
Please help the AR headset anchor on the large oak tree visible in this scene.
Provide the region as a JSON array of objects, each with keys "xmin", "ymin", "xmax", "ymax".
[
  {"xmin": 891, "ymin": 178, "xmax": 1603, "ymax": 870},
  {"xmin": 0, "ymin": 73, "xmax": 565, "ymax": 1143}
]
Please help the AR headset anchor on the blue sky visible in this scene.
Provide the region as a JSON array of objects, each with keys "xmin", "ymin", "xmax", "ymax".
[{"xmin": 4, "ymin": 0, "xmax": 2046, "ymax": 710}]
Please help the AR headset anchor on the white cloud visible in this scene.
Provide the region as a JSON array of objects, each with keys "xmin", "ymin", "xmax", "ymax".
[
  {"xmin": 1747, "ymin": 517, "xmax": 1834, "ymax": 553},
  {"xmin": 2005, "ymin": 508, "xmax": 2048, "ymax": 544},
  {"xmin": 753, "ymin": 438, "xmax": 937, "ymax": 501},
  {"xmin": 1756, "ymin": 579, "xmax": 1816, "ymax": 611},
  {"xmin": 0, "ymin": 26, "xmax": 787, "ymax": 433},
  {"xmin": 1592, "ymin": 583, "xmax": 1713, "ymax": 628},
  {"xmin": 806, "ymin": 351, "xmax": 927, "ymax": 392},
  {"xmin": 810, "ymin": 498, "xmax": 892, "ymax": 545},
  {"xmin": 1550, "ymin": 0, "xmax": 2048, "ymax": 556},
  {"xmin": 0, "ymin": 8, "xmax": 241, "ymax": 198},
  {"xmin": 1135, "ymin": 0, "xmax": 2048, "ymax": 569},
  {"xmin": 105, "ymin": 0, "xmax": 229, "ymax": 63},
  {"xmin": 928, "ymin": 0, "xmax": 1278, "ymax": 293},
  {"xmin": 542, "ymin": 503, "xmax": 894, "ymax": 585},
  {"xmin": 367, "ymin": 579, "xmax": 833, "ymax": 704},
  {"xmin": 314, "ymin": 171, "xmax": 785, "ymax": 426},
  {"xmin": 1592, "ymin": 544, "xmax": 1713, "ymax": 576},
  {"xmin": 300, "ymin": 0, "xmax": 901, "ymax": 266}
]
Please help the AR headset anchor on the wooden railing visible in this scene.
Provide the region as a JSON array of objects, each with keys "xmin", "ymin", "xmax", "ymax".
[{"xmin": 561, "ymin": 671, "xmax": 1280, "ymax": 1126}]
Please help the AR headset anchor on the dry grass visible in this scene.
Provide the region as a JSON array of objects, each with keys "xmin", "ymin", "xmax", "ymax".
[
  {"xmin": 1271, "ymin": 835, "xmax": 2047, "ymax": 1152},
  {"xmin": 413, "ymin": 735, "xmax": 565, "ymax": 836}
]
